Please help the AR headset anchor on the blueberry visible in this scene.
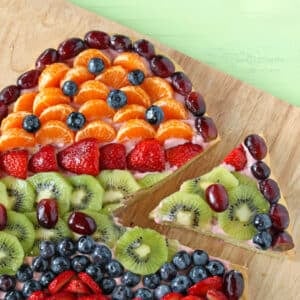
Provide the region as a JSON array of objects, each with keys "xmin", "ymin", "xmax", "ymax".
[
  {"xmin": 0, "ymin": 275, "xmax": 16, "ymax": 292},
  {"xmin": 135, "ymin": 287, "xmax": 153, "ymax": 300},
  {"xmin": 159, "ymin": 262, "xmax": 177, "ymax": 281},
  {"xmin": 154, "ymin": 284, "xmax": 171, "ymax": 299},
  {"xmin": 172, "ymin": 250, "xmax": 192, "ymax": 270},
  {"xmin": 143, "ymin": 273, "xmax": 160, "ymax": 289},
  {"xmin": 22, "ymin": 280, "xmax": 41, "ymax": 297},
  {"xmin": 22, "ymin": 114, "xmax": 40, "ymax": 133},
  {"xmin": 145, "ymin": 105, "xmax": 164, "ymax": 125},
  {"xmin": 206, "ymin": 260, "xmax": 225, "ymax": 276},
  {"xmin": 39, "ymin": 241, "xmax": 56, "ymax": 259},
  {"xmin": 189, "ymin": 266, "xmax": 208, "ymax": 283},
  {"xmin": 106, "ymin": 259, "xmax": 124, "ymax": 278},
  {"xmin": 62, "ymin": 80, "xmax": 78, "ymax": 96},
  {"xmin": 253, "ymin": 230, "xmax": 272, "ymax": 250},
  {"xmin": 112, "ymin": 284, "xmax": 133, "ymax": 300},
  {"xmin": 85, "ymin": 265, "xmax": 103, "ymax": 282},
  {"xmin": 192, "ymin": 249, "xmax": 209, "ymax": 266},
  {"xmin": 56, "ymin": 238, "xmax": 76, "ymax": 257},
  {"xmin": 88, "ymin": 58, "xmax": 105, "ymax": 75},
  {"xmin": 4, "ymin": 290, "xmax": 24, "ymax": 300},
  {"xmin": 121, "ymin": 271, "xmax": 141, "ymax": 287},
  {"xmin": 31, "ymin": 256, "xmax": 49, "ymax": 273},
  {"xmin": 92, "ymin": 244, "xmax": 112, "ymax": 266},
  {"xmin": 39, "ymin": 271, "xmax": 55, "ymax": 287},
  {"xmin": 253, "ymin": 214, "xmax": 272, "ymax": 231},
  {"xmin": 50, "ymin": 256, "xmax": 71, "ymax": 274},
  {"xmin": 107, "ymin": 90, "xmax": 127, "ymax": 109},
  {"xmin": 128, "ymin": 69, "xmax": 145, "ymax": 85},
  {"xmin": 16, "ymin": 264, "xmax": 33, "ymax": 282},
  {"xmin": 77, "ymin": 235, "xmax": 95, "ymax": 254},
  {"xmin": 171, "ymin": 275, "xmax": 191, "ymax": 294},
  {"xmin": 71, "ymin": 255, "xmax": 90, "ymax": 272},
  {"xmin": 100, "ymin": 277, "xmax": 116, "ymax": 295},
  {"xmin": 66, "ymin": 112, "xmax": 86, "ymax": 131}
]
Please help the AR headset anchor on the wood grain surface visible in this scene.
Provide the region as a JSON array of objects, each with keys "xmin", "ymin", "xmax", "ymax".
[{"xmin": 0, "ymin": 1, "xmax": 299, "ymax": 299}]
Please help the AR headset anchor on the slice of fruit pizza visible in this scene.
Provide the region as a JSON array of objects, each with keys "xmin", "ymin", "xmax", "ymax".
[
  {"xmin": 150, "ymin": 134, "xmax": 294, "ymax": 254},
  {"xmin": 0, "ymin": 31, "xmax": 219, "ymax": 213},
  {"xmin": 0, "ymin": 227, "xmax": 247, "ymax": 300}
]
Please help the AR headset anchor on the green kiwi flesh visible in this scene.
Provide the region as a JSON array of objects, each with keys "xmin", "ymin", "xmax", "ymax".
[
  {"xmin": 166, "ymin": 238, "xmax": 180, "ymax": 262},
  {"xmin": 137, "ymin": 171, "xmax": 171, "ymax": 188},
  {"xmin": 232, "ymin": 172, "xmax": 258, "ymax": 187},
  {"xmin": 0, "ymin": 181, "xmax": 9, "ymax": 208}
]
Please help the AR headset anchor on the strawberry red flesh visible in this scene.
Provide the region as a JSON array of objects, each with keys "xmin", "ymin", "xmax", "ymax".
[
  {"xmin": 162, "ymin": 292, "xmax": 183, "ymax": 300},
  {"xmin": 28, "ymin": 290, "xmax": 47, "ymax": 300},
  {"xmin": 48, "ymin": 270, "xmax": 75, "ymax": 294},
  {"xmin": 100, "ymin": 143, "xmax": 126, "ymax": 170},
  {"xmin": 47, "ymin": 291, "xmax": 77, "ymax": 300},
  {"xmin": 206, "ymin": 289, "xmax": 229, "ymax": 300},
  {"xmin": 223, "ymin": 145, "xmax": 247, "ymax": 171},
  {"xmin": 29, "ymin": 145, "xmax": 58, "ymax": 173},
  {"xmin": 188, "ymin": 276, "xmax": 223, "ymax": 297},
  {"xmin": 78, "ymin": 272, "xmax": 102, "ymax": 294},
  {"xmin": 64, "ymin": 278, "xmax": 91, "ymax": 294}
]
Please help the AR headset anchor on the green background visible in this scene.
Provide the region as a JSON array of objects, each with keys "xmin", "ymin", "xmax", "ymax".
[{"xmin": 69, "ymin": 0, "xmax": 300, "ymax": 106}]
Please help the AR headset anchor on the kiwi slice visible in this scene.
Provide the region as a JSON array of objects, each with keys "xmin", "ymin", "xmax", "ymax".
[
  {"xmin": 115, "ymin": 227, "xmax": 168, "ymax": 275},
  {"xmin": 102, "ymin": 202, "xmax": 123, "ymax": 214},
  {"xmin": 201, "ymin": 166, "xmax": 239, "ymax": 190},
  {"xmin": 179, "ymin": 176, "xmax": 202, "ymax": 194},
  {"xmin": 0, "ymin": 181, "xmax": 9, "ymax": 208},
  {"xmin": 25, "ymin": 212, "xmax": 73, "ymax": 256},
  {"xmin": 28, "ymin": 172, "xmax": 72, "ymax": 214},
  {"xmin": 138, "ymin": 171, "xmax": 171, "ymax": 188},
  {"xmin": 232, "ymin": 172, "xmax": 257, "ymax": 187},
  {"xmin": 166, "ymin": 239, "xmax": 180, "ymax": 262},
  {"xmin": 1, "ymin": 176, "xmax": 35, "ymax": 212},
  {"xmin": 0, "ymin": 232, "xmax": 24, "ymax": 275},
  {"xmin": 218, "ymin": 184, "xmax": 270, "ymax": 240},
  {"xmin": 3, "ymin": 211, "xmax": 35, "ymax": 254},
  {"xmin": 151, "ymin": 191, "xmax": 212, "ymax": 228},
  {"xmin": 68, "ymin": 175, "xmax": 104, "ymax": 211},
  {"xmin": 98, "ymin": 170, "xmax": 141, "ymax": 208}
]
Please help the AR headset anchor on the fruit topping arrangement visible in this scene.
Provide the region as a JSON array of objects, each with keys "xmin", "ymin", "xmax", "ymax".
[
  {"xmin": 0, "ymin": 227, "xmax": 245, "ymax": 299},
  {"xmin": 150, "ymin": 134, "xmax": 294, "ymax": 253}
]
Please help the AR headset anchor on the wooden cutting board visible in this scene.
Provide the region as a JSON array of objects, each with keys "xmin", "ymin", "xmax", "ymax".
[{"xmin": 0, "ymin": 0, "xmax": 299, "ymax": 299}]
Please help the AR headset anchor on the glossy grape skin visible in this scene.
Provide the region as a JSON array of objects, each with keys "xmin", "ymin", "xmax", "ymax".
[
  {"xmin": 195, "ymin": 116, "xmax": 218, "ymax": 142},
  {"xmin": 17, "ymin": 69, "xmax": 40, "ymax": 89},
  {"xmin": 0, "ymin": 204, "xmax": 7, "ymax": 230},
  {"xmin": 133, "ymin": 39, "xmax": 155, "ymax": 59},
  {"xmin": 84, "ymin": 30, "xmax": 110, "ymax": 49},
  {"xmin": 259, "ymin": 178, "xmax": 281, "ymax": 204},
  {"xmin": 0, "ymin": 85, "xmax": 20, "ymax": 105},
  {"xmin": 150, "ymin": 55, "xmax": 175, "ymax": 78},
  {"xmin": 68, "ymin": 211, "xmax": 96, "ymax": 235},
  {"xmin": 57, "ymin": 37, "xmax": 86, "ymax": 61},
  {"xmin": 35, "ymin": 48, "xmax": 59, "ymax": 70},
  {"xmin": 171, "ymin": 72, "xmax": 192, "ymax": 95},
  {"xmin": 244, "ymin": 134, "xmax": 267, "ymax": 160},
  {"xmin": 37, "ymin": 199, "xmax": 59, "ymax": 229},
  {"xmin": 251, "ymin": 161, "xmax": 270, "ymax": 180},
  {"xmin": 110, "ymin": 34, "xmax": 132, "ymax": 52},
  {"xmin": 185, "ymin": 92, "xmax": 206, "ymax": 116},
  {"xmin": 269, "ymin": 203, "xmax": 290, "ymax": 230},
  {"xmin": 223, "ymin": 270, "xmax": 244, "ymax": 300},
  {"xmin": 205, "ymin": 184, "xmax": 229, "ymax": 212}
]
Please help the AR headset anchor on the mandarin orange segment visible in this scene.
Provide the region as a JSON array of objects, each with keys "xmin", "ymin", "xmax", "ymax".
[
  {"xmin": 113, "ymin": 52, "xmax": 149, "ymax": 76},
  {"xmin": 120, "ymin": 86, "xmax": 151, "ymax": 108},
  {"xmin": 96, "ymin": 65, "xmax": 129, "ymax": 89},
  {"xmin": 39, "ymin": 104, "xmax": 75, "ymax": 125},
  {"xmin": 113, "ymin": 104, "xmax": 146, "ymax": 123},
  {"xmin": 153, "ymin": 98, "xmax": 188, "ymax": 120},
  {"xmin": 1, "ymin": 111, "xmax": 31, "ymax": 131},
  {"xmin": 75, "ymin": 120, "xmax": 116, "ymax": 142},
  {"xmin": 78, "ymin": 99, "xmax": 115, "ymax": 121},
  {"xmin": 13, "ymin": 92, "xmax": 37, "ymax": 113},
  {"xmin": 0, "ymin": 128, "xmax": 35, "ymax": 151},
  {"xmin": 141, "ymin": 76, "xmax": 174, "ymax": 102},
  {"xmin": 73, "ymin": 80, "xmax": 110, "ymax": 105},
  {"xmin": 73, "ymin": 49, "xmax": 111, "ymax": 68},
  {"xmin": 61, "ymin": 66, "xmax": 94, "ymax": 86},
  {"xmin": 38, "ymin": 63, "xmax": 69, "ymax": 89},
  {"xmin": 155, "ymin": 120, "xmax": 194, "ymax": 143},
  {"xmin": 116, "ymin": 119, "xmax": 156, "ymax": 142},
  {"xmin": 35, "ymin": 120, "xmax": 74, "ymax": 146},
  {"xmin": 33, "ymin": 88, "xmax": 71, "ymax": 116}
]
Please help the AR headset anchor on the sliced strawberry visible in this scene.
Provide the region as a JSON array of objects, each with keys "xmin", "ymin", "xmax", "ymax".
[
  {"xmin": 206, "ymin": 289, "xmax": 229, "ymax": 300},
  {"xmin": 78, "ymin": 272, "xmax": 102, "ymax": 294},
  {"xmin": 77, "ymin": 295, "xmax": 109, "ymax": 300},
  {"xmin": 0, "ymin": 149, "xmax": 28, "ymax": 179},
  {"xmin": 28, "ymin": 290, "xmax": 47, "ymax": 300},
  {"xmin": 48, "ymin": 270, "xmax": 76, "ymax": 294},
  {"xmin": 166, "ymin": 142, "xmax": 203, "ymax": 167},
  {"xmin": 223, "ymin": 145, "xmax": 247, "ymax": 171},
  {"xmin": 100, "ymin": 143, "xmax": 126, "ymax": 170},
  {"xmin": 162, "ymin": 292, "xmax": 183, "ymax": 300},
  {"xmin": 188, "ymin": 276, "xmax": 223, "ymax": 297},
  {"xmin": 57, "ymin": 138, "xmax": 100, "ymax": 175},
  {"xmin": 29, "ymin": 145, "xmax": 58, "ymax": 173},
  {"xmin": 46, "ymin": 291, "xmax": 77, "ymax": 300},
  {"xmin": 181, "ymin": 296, "xmax": 205, "ymax": 300},
  {"xmin": 64, "ymin": 278, "xmax": 91, "ymax": 294},
  {"xmin": 127, "ymin": 139, "xmax": 165, "ymax": 172}
]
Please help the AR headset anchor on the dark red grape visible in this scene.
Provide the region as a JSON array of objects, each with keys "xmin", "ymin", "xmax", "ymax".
[
  {"xmin": 223, "ymin": 270, "xmax": 244, "ymax": 300},
  {"xmin": 58, "ymin": 38, "xmax": 87, "ymax": 61},
  {"xmin": 244, "ymin": 134, "xmax": 267, "ymax": 160},
  {"xmin": 84, "ymin": 30, "xmax": 110, "ymax": 49},
  {"xmin": 150, "ymin": 55, "xmax": 175, "ymax": 78},
  {"xmin": 0, "ymin": 204, "xmax": 7, "ymax": 230},
  {"xmin": 271, "ymin": 231, "xmax": 294, "ymax": 251},
  {"xmin": 17, "ymin": 69, "xmax": 40, "ymax": 89},
  {"xmin": 68, "ymin": 211, "xmax": 96, "ymax": 235},
  {"xmin": 251, "ymin": 161, "xmax": 270, "ymax": 180},
  {"xmin": 185, "ymin": 91, "xmax": 206, "ymax": 116},
  {"xmin": 269, "ymin": 203, "xmax": 290, "ymax": 230},
  {"xmin": 133, "ymin": 39, "xmax": 155, "ymax": 59},
  {"xmin": 195, "ymin": 116, "xmax": 218, "ymax": 142},
  {"xmin": 259, "ymin": 178, "xmax": 280, "ymax": 204},
  {"xmin": 35, "ymin": 48, "xmax": 59, "ymax": 70},
  {"xmin": 205, "ymin": 184, "xmax": 229, "ymax": 212},
  {"xmin": 0, "ymin": 85, "xmax": 20, "ymax": 105},
  {"xmin": 0, "ymin": 102, "xmax": 8, "ymax": 123},
  {"xmin": 37, "ymin": 199, "xmax": 58, "ymax": 229},
  {"xmin": 110, "ymin": 34, "xmax": 132, "ymax": 52},
  {"xmin": 171, "ymin": 72, "xmax": 192, "ymax": 95}
]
